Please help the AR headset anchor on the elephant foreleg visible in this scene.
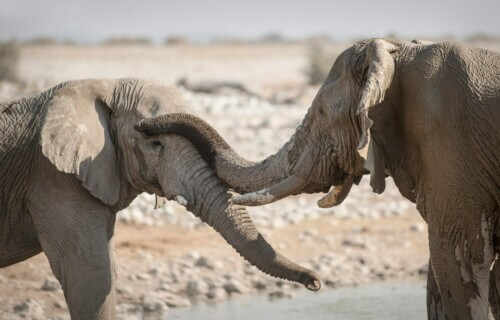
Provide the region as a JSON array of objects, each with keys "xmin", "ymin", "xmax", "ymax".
[
  {"xmin": 31, "ymin": 202, "xmax": 117, "ymax": 320},
  {"xmin": 428, "ymin": 213, "xmax": 495, "ymax": 320},
  {"xmin": 427, "ymin": 259, "xmax": 446, "ymax": 320},
  {"xmin": 489, "ymin": 254, "xmax": 500, "ymax": 319}
]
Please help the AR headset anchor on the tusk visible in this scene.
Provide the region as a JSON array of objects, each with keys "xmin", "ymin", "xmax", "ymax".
[
  {"xmin": 155, "ymin": 195, "xmax": 167, "ymax": 209},
  {"xmin": 230, "ymin": 175, "xmax": 308, "ymax": 206},
  {"xmin": 174, "ymin": 195, "xmax": 188, "ymax": 206},
  {"xmin": 317, "ymin": 176, "xmax": 354, "ymax": 208}
]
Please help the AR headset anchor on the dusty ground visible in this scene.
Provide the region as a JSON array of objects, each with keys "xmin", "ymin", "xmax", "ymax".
[{"xmin": 0, "ymin": 213, "xmax": 428, "ymax": 319}]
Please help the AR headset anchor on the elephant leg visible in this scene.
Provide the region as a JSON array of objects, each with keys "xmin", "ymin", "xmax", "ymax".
[
  {"xmin": 32, "ymin": 204, "xmax": 116, "ymax": 320},
  {"xmin": 427, "ymin": 259, "xmax": 446, "ymax": 319},
  {"xmin": 428, "ymin": 213, "xmax": 495, "ymax": 320},
  {"xmin": 489, "ymin": 254, "xmax": 500, "ymax": 319}
]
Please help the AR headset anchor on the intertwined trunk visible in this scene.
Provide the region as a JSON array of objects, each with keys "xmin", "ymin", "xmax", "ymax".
[
  {"xmin": 136, "ymin": 113, "xmax": 307, "ymax": 194},
  {"xmin": 138, "ymin": 113, "xmax": 355, "ymax": 208},
  {"xmin": 153, "ymin": 132, "xmax": 320, "ymax": 289},
  {"xmin": 185, "ymin": 164, "xmax": 320, "ymax": 289}
]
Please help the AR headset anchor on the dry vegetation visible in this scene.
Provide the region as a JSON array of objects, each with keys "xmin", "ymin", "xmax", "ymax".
[
  {"xmin": 305, "ymin": 42, "xmax": 338, "ymax": 84},
  {"xmin": 0, "ymin": 41, "xmax": 19, "ymax": 81}
]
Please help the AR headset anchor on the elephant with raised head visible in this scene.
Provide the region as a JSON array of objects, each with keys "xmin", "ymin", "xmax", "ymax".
[
  {"xmin": 0, "ymin": 79, "xmax": 320, "ymax": 320},
  {"xmin": 139, "ymin": 39, "xmax": 500, "ymax": 319}
]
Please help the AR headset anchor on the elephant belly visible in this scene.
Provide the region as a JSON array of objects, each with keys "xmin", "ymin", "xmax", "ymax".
[
  {"xmin": 0, "ymin": 241, "xmax": 41, "ymax": 268},
  {"xmin": 0, "ymin": 203, "xmax": 42, "ymax": 267}
]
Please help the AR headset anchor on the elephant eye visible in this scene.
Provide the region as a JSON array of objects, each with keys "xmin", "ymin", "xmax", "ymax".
[{"xmin": 149, "ymin": 140, "xmax": 162, "ymax": 148}]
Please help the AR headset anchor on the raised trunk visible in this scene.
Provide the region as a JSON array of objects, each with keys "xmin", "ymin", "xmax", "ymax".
[
  {"xmin": 184, "ymin": 164, "xmax": 321, "ymax": 290},
  {"xmin": 136, "ymin": 113, "xmax": 303, "ymax": 194}
]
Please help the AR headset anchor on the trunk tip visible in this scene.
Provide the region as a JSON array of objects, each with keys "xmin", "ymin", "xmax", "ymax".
[
  {"xmin": 305, "ymin": 279, "xmax": 321, "ymax": 291},
  {"xmin": 300, "ymin": 273, "xmax": 322, "ymax": 291}
]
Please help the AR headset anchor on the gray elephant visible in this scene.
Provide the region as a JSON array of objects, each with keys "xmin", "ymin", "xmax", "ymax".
[
  {"xmin": 139, "ymin": 39, "xmax": 500, "ymax": 319},
  {"xmin": 0, "ymin": 79, "xmax": 320, "ymax": 320}
]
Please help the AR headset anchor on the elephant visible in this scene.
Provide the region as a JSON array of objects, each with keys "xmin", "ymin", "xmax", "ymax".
[
  {"xmin": 137, "ymin": 39, "xmax": 500, "ymax": 319},
  {"xmin": 0, "ymin": 78, "xmax": 321, "ymax": 320}
]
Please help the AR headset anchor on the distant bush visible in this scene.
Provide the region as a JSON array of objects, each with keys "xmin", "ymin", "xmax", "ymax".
[
  {"xmin": 465, "ymin": 33, "xmax": 500, "ymax": 44},
  {"xmin": 25, "ymin": 36, "xmax": 59, "ymax": 46},
  {"xmin": 102, "ymin": 37, "xmax": 152, "ymax": 46},
  {"xmin": 305, "ymin": 42, "xmax": 336, "ymax": 85},
  {"xmin": 0, "ymin": 41, "xmax": 20, "ymax": 81},
  {"xmin": 259, "ymin": 33, "xmax": 286, "ymax": 43},
  {"xmin": 164, "ymin": 35, "xmax": 189, "ymax": 45}
]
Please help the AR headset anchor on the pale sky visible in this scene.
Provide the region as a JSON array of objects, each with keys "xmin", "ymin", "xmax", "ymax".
[{"xmin": 0, "ymin": 0, "xmax": 498, "ymax": 43}]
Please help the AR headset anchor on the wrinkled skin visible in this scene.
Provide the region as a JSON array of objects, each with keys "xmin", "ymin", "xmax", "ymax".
[
  {"xmin": 153, "ymin": 40, "xmax": 500, "ymax": 319},
  {"xmin": 0, "ymin": 79, "xmax": 320, "ymax": 320}
]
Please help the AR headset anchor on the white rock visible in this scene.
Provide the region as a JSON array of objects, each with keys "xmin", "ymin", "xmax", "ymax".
[
  {"xmin": 13, "ymin": 299, "xmax": 45, "ymax": 319},
  {"xmin": 162, "ymin": 293, "xmax": 191, "ymax": 308},
  {"xmin": 41, "ymin": 276, "xmax": 60, "ymax": 291},
  {"xmin": 136, "ymin": 273, "xmax": 152, "ymax": 281},
  {"xmin": 185, "ymin": 279, "xmax": 209, "ymax": 297},
  {"xmin": 195, "ymin": 256, "xmax": 215, "ymax": 269},
  {"xmin": 252, "ymin": 279, "xmax": 267, "ymax": 290},
  {"xmin": 156, "ymin": 283, "xmax": 171, "ymax": 292},
  {"xmin": 142, "ymin": 293, "xmax": 168, "ymax": 312},
  {"xmin": 116, "ymin": 285, "xmax": 134, "ymax": 296},
  {"xmin": 53, "ymin": 298, "xmax": 66, "ymax": 310},
  {"xmin": 186, "ymin": 251, "xmax": 201, "ymax": 261},
  {"xmin": 223, "ymin": 279, "xmax": 248, "ymax": 294},
  {"xmin": 268, "ymin": 289, "xmax": 294, "ymax": 300},
  {"xmin": 270, "ymin": 217, "xmax": 285, "ymax": 229},
  {"xmin": 116, "ymin": 303, "xmax": 141, "ymax": 320},
  {"xmin": 410, "ymin": 222, "xmax": 426, "ymax": 232},
  {"xmin": 207, "ymin": 287, "xmax": 227, "ymax": 302}
]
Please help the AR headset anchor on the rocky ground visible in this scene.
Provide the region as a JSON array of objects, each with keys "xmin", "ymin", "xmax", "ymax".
[
  {"xmin": 0, "ymin": 213, "xmax": 429, "ymax": 320},
  {"xmin": 0, "ymin": 43, "xmax": 438, "ymax": 319}
]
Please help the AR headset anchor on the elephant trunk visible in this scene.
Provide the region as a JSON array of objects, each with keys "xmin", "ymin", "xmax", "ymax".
[
  {"xmin": 135, "ymin": 113, "xmax": 295, "ymax": 194},
  {"xmin": 183, "ymin": 163, "xmax": 321, "ymax": 290}
]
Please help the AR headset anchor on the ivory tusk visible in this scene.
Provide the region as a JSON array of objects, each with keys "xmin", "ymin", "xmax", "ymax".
[
  {"xmin": 230, "ymin": 175, "xmax": 308, "ymax": 206},
  {"xmin": 317, "ymin": 176, "xmax": 354, "ymax": 208},
  {"xmin": 155, "ymin": 195, "xmax": 167, "ymax": 209},
  {"xmin": 174, "ymin": 195, "xmax": 188, "ymax": 206}
]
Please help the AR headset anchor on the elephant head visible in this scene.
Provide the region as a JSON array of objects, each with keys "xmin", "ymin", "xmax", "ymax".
[
  {"xmin": 38, "ymin": 78, "xmax": 320, "ymax": 290},
  {"xmin": 135, "ymin": 39, "xmax": 400, "ymax": 208}
]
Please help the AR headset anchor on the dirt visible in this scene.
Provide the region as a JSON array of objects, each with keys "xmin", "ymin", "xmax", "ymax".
[{"xmin": 0, "ymin": 213, "xmax": 429, "ymax": 318}]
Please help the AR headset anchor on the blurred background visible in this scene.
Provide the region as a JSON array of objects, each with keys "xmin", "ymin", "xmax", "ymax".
[{"xmin": 0, "ymin": 1, "xmax": 499, "ymax": 319}]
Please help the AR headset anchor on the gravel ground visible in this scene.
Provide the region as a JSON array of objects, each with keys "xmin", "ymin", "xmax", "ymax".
[{"xmin": 0, "ymin": 214, "xmax": 429, "ymax": 320}]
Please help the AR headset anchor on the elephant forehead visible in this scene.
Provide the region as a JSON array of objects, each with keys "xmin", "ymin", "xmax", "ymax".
[{"xmin": 137, "ymin": 87, "xmax": 192, "ymax": 118}]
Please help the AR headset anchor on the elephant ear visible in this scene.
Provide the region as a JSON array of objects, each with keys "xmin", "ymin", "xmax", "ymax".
[
  {"xmin": 40, "ymin": 80, "xmax": 121, "ymax": 205},
  {"xmin": 356, "ymin": 39, "xmax": 397, "ymax": 194}
]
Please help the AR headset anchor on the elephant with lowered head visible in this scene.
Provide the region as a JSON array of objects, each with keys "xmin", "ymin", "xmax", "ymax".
[
  {"xmin": 0, "ymin": 79, "xmax": 320, "ymax": 320},
  {"xmin": 138, "ymin": 39, "xmax": 500, "ymax": 319}
]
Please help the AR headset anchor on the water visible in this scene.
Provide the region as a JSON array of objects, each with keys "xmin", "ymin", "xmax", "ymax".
[{"xmin": 166, "ymin": 282, "xmax": 426, "ymax": 320}]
